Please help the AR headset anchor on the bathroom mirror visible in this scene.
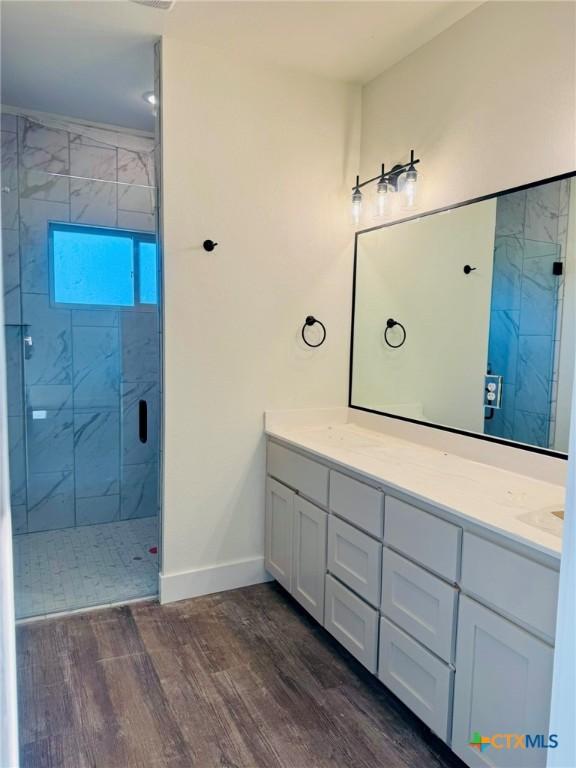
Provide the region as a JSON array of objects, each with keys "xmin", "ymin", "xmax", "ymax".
[{"xmin": 350, "ymin": 173, "xmax": 576, "ymax": 455}]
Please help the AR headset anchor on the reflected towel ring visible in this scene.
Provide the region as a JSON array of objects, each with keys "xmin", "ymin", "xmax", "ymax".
[
  {"xmin": 384, "ymin": 318, "xmax": 406, "ymax": 348},
  {"xmin": 302, "ymin": 315, "xmax": 326, "ymax": 348}
]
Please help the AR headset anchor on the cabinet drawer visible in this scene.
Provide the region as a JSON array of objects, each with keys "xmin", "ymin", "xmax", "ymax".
[
  {"xmin": 381, "ymin": 548, "xmax": 457, "ymax": 663},
  {"xmin": 329, "ymin": 471, "xmax": 384, "ymax": 538},
  {"xmin": 461, "ymin": 533, "xmax": 558, "ymax": 641},
  {"xmin": 384, "ymin": 497, "xmax": 461, "ymax": 582},
  {"xmin": 267, "ymin": 442, "xmax": 328, "ymax": 507},
  {"xmin": 328, "ymin": 516, "xmax": 382, "ymax": 607},
  {"xmin": 324, "ymin": 574, "xmax": 379, "ymax": 673},
  {"xmin": 378, "ymin": 617, "xmax": 453, "ymax": 743}
]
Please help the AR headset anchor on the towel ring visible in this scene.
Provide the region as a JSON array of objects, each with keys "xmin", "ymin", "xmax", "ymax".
[
  {"xmin": 302, "ymin": 316, "xmax": 326, "ymax": 348},
  {"xmin": 384, "ymin": 318, "xmax": 406, "ymax": 348}
]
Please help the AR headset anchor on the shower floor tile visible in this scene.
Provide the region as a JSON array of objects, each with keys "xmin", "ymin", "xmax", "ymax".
[{"xmin": 13, "ymin": 516, "xmax": 159, "ymax": 620}]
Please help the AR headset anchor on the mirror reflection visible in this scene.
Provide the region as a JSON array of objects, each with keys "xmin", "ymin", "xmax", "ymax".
[{"xmin": 351, "ymin": 175, "xmax": 575, "ymax": 453}]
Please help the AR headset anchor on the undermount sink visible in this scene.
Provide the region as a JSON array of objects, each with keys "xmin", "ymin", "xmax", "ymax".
[{"xmin": 517, "ymin": 507, "xmax": 564, "ymax": 537}]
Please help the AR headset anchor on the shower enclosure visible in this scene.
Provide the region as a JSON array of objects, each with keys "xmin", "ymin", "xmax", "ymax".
[{"xmin": 2, "ymin": 111, "xmax": 162, "ymax": 618}]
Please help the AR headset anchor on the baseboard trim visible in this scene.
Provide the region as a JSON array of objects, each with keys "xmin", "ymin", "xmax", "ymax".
[{"xmin": 159, "ymin": 556, "xmax": 272, "ymax": 604}]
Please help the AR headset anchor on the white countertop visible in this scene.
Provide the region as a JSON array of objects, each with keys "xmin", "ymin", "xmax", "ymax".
[{"xmin": 265, "ymin": 411, "xmax": 565, "ymax": 560}]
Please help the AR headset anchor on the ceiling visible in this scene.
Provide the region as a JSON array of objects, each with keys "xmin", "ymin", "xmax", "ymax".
[{"xmin": 1, "ymin": 1, "xmax": 482, "ymax": 132}]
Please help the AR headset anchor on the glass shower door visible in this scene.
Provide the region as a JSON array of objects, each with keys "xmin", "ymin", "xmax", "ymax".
[{"xmin": 3, "ymin": 112, "xmax": 161, "ymax": 619}]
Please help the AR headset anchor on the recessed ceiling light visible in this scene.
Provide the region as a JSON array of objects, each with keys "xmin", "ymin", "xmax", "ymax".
[{"xmin": 143, "ymin": 91, "xmax": 157, "ymax": 106}]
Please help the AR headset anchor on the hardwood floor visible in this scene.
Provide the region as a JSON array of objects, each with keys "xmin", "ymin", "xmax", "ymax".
[{"xmin": 17, "ymin": 582, "xmax": 466, "ymax": 768}]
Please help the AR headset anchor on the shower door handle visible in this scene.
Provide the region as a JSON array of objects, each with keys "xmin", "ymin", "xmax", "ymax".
[{"xmin": 139, "ymin": 400, "xmax": 148, "ymax": 444}]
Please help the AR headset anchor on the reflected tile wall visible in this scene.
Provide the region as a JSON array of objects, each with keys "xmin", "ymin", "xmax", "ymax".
[
  {"xmin": 3, "ymin": 112, "xmax": 159, "ymax": 533},
  {"xmin": 487, "ymin": 181, "xmax": 567, "ymax": 448}
]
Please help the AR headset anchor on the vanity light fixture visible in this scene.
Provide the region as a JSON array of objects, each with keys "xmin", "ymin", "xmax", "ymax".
[{"xmin": 351, "ymin": 149, "xmax": 420, "ymax": 222}]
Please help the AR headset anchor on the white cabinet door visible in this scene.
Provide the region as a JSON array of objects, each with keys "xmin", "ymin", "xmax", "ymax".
[
  {"xmin": 265, "ymin": 478, "xmax": 294, "ymax": 592},
  {"xmin": 293, "ymin": 496, "xmax": 327, "ymax": 622},
  {"xmin": 452, "ymin": 595, "xmax": 554, "ymax": 768}
]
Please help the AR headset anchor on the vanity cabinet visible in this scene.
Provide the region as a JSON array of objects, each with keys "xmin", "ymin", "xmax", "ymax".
[
  {"xmin": 452, "ymin": 596, "xmax": 554, "ymax": 768},
  {"xmin": 265, "ymin": 476, "xmax": 327, "ymax": 622},
  {"xmin": 265, "ymin": 438, "xmax": 559, "ymax": 768}
]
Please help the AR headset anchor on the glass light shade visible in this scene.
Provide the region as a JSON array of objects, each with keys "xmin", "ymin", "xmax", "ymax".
[
  {"xmin": 376, "ymin": 180, "xmax": 388, "ymax": 217},
  {"xmin": 403, "ymin": 166, "xmax": 418, "ymax": 209},
  {"xmin": 352, "ymin": 190, "xmax": 362, "ymax": 224}
]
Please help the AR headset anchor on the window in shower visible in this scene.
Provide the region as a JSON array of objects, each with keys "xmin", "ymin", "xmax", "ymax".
[{"xmin": 50, "ymin": 223, "xmax": 158, "ymax": 307}]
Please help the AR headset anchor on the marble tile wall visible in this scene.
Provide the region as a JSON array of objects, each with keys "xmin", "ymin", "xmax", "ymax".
[
  {"xmin": 486, "ymin": 180, "xmax": 569, "ymax": 448},
  {"xmin": 2, "ymin": 112, "xmax": 160, "ymax": 534}
]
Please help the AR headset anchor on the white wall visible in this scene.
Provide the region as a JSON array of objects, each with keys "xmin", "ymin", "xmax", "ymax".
[
  {"xmin": 360, "ymin": 1, "xmax": 576, "ymax": 223},
  {"xmin": 160, "ymin": 40, "xmax": 359, "ymax": 599},
  {"xmin": 352, "ymin": 199, "xmax": 496, "ymax": 433}
]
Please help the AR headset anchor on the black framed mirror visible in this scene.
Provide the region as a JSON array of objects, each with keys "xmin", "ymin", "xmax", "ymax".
[{"xmin": 349, "ymin": 171, "xmax": 576, "ymax": 458}]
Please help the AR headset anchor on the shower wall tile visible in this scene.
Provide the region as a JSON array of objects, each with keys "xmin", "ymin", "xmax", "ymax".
[
  {"xmin": 515, "ymin": 335, "xmax": 553, "ymax": 415},
  {"xmin": 76, "ymin": 495, "xmax": 120, "ymax": 526},
  {"xmin": 11, "ymin": 505, "xmax": 27, "ymax": 535},
  {"xmin": 19, "ymin": 118, "xmax": 69, "ymax": 174},
  {"xmin": 74, "ymin": 410, "xmax": 120, "ymax": 498},
  {"xmin": 27, "ymin": 409, "xmax": 74, "ymax": 475},
  {"xmin": 524, "ymin": 183, "xmax": 560, "ymax": 243},
  {"xmin": 487, "ymin": 310, "xmax": 519, "ymax": 384},
  {"xmin": 21, "ymin": 293, "xmax": 72, "ymax": 386},
  {"xmin": 73, "ymin": 325, "xmax": 120, "ymax": 410},
  {"xmin": 559, "ymin": 179, "xmax": 571, "ymax": 218},
  {"xmin": 120, "ymin": 312, "xmax": 159, "ymax": 382},
  {"xmin": 1, "ymin": 113, "xmax": 17, "ymax": 133},
  {"xmin": 4, "ymin": 326, "xmax": 24, "ymax": 416},
  {"xmin": 2, "ymin": 131, "xmax": 19, "ymax": 229},
  {"xmin": 2, "ymin": 228, "xmax": 21, "ymax": 323},
  {"xmin": 117, "ymin": 210, "xmax": 155, "ymax": 233},
  {"xmin": 512, "ymin": 410, "xmax": 549, "ymax": 448},
  {"xmin": 519, "ymin": 254, "xmax": 558, "ymax": 336},
  {"xmin": 495, "ymin": 190, "xmax": 525, "ymax": 237},
  {"xmin": 121, "ymin": 461, "xmax": 158, "ymax": 520},
  {"xmin": 27, "ymin": 384, "xmax": 73, "ymax": 411},
  {"xmin": 118, "ymin": 148, "xmax": 155, "ymax": 214},
  {"xmin": 72, "ymin": 309, "xmax": 118, "ymax": 327},
  {"xmin": 70, "ymin": 142, "xmax": 117, "ymax": 183},
  {"xmin": 121, "ymin": 381, "xmax": 159, "ymax": 465},
  {"xmin": 20, "ymin": 170, "xmax": 70, "ymax": 204},
  {"xmin": 19, "ymin": 118, "xmax": 70, "ymax": 203},
  {"xmin": 27, "ymin": 470, "xmax": 75, "ymax": 532},
  {"xmin": 20, "ymin": 198, "xmax": 70, "ymax": 293},
  {"xmin": 71, "ymin": 179, "xmax": 116, "ymax": 227},
  {"xmin": 8, "ymin": 416, "xmax": 26, "ymax": 507},
  {"xmin": 490, "ymin": 237, "xmax": 522, "ymax": 311}
]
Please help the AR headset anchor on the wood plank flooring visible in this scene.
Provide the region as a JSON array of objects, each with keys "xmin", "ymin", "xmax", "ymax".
[{"xmin": 17, "ymin": 582, "xmax": 466, "ymax": 768}]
